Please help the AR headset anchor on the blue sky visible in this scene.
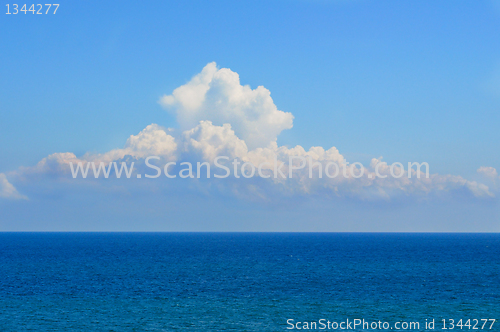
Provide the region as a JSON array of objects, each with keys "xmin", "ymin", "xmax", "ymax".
[{"xmin": 1, "ymin": 0, "xmax": 499, "ymax": 231}]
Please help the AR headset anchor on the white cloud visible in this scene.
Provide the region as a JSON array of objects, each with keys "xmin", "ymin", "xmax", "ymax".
[
  {"xmin": 159, "ymin": 62, "xmax": 294, "ymax": 150},
  {"xmin": 20, "ymin": 152, "xmax": 82, "ymax": 177},
  {"xmin": 477, "ymin": 166, "xmax": 498, "ymax": 180},
  {"xmin": 477, "ymin": 166, "xmax": 498, "ymax": 193},
  {"xmin": 12, "ymin": 121, "xmax": 494, "ymax": 201},
  {"xmin": 182, "ymin": 120, "xmax": 248, "ymax": 161},
  {"xmin": 7, "ymin": 63, "xmax": 496, "ymax": 202},
  {"xmin": 174, "ymin": 120, "xmax": 493, "ymax": 200},
  {"xmin": 0, "ymin": 173, "xmax": 27, "ymax": 200},
  {"xmin": 15, "ymin": 125, "xmax": 177, "ymax": 179},
  {"xmin": 86, "ymin": 124, "xmax": 177, "ymax": 163}
]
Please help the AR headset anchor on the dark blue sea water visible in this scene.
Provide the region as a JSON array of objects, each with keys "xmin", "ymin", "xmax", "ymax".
[{"xmin": 0, "ymin": 233, "xmax": 498, "ymax": 331}]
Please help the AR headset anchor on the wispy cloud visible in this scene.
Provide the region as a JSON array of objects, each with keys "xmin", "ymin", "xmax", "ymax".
[{"xmin": 0, "ymin": 173, "xmax": 27, "ymax": 200}]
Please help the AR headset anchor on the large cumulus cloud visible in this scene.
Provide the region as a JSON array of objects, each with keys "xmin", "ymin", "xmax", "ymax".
[
  {"xmin": 3, "ymin": 63, "xmax": 497, "ymax": 202},
  {"xmin": 159, "ymin": 62, "xmax": 294, "ymax": 150}
]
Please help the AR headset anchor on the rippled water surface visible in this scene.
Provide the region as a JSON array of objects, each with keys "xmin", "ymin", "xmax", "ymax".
[{"xmin": 0, "ymin": 233, "xmax": 499, "ymax": 331}]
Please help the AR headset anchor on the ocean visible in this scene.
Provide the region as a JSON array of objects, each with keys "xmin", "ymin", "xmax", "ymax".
[{"xmin": 0, "ymin": 233, "xmax": 498, "ymax": 331}]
